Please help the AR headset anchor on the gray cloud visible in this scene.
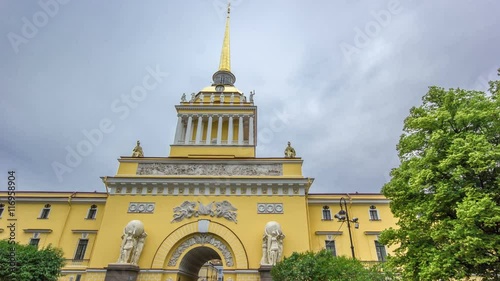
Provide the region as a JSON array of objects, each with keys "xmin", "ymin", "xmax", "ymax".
[{"xmin": 1, "ymin": 0, "xmax": 499, "ymax": 193}]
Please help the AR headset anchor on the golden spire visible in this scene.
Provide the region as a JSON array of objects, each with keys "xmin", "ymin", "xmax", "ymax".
[{"xmin": 218, "ymin": 1, "xmax": 231, "ymax": 72}]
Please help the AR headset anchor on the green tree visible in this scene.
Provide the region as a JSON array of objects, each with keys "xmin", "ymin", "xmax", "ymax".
[
  {"xmin": 381, "ymin": 70, "xmax": 500, "ymax": 280},
  {"xmin": 0, "ymin": 239, "xmax": 65, "ymax": 281},
  {"xmin": 271, "ymin": 250, "xmax": 391, "ymax": 281}
]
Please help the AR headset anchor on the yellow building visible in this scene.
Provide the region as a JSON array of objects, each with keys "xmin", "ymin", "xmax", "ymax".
[{"xmin": 0, "ymin": 6, "xmax": 397, "ymax": 281}]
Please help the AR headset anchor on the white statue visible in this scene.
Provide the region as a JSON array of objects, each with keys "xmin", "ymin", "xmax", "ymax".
[
  {"xmin": 250, "ymin": 91, "xmax": 255, "ymax": 103},
  {"xmin": 260, "ymin": 221, "xmax": 285, "ymax": 266},
  {"xmin": 117, "ymin": 220, "xmax": 147, "ymax": 264},
  {"xmin": 190, "ymin": 93, "xmax": 195, "ymax": 103},
  {"xmin": 199, "ymin": 93, "xmax": 204, "ymax": 103},
  {"xmin": 210, "ymin": 93, "xmax": 215, "ymax": 104},
  {"xmin": 181, "ymin": 93, "xmax": 187, "ymax": 102},
  {"xmin": 230, "ymin": 93, "xmax": 234, "ymax": 104},
  {"xmin": 220, "ymin": 93, "xmax": 225, "ymax": 104},
  {"xmin": 130, "ymin": 232, "xmax": 147, "ymax": 265},
  {"xmin": 240, "ymin": 93, "xmax": 246, "ymax": 104}
]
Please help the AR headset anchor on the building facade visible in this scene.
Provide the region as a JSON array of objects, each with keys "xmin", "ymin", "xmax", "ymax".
[{"xmin": 0, "ymin": 6, "xmax": 396, "ymax": 281}]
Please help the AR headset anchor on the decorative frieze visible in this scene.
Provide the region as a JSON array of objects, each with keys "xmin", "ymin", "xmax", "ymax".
[
  {"xmin": 171, "ymin": 200, "xmax": 237, "ymax": 223},
  {"xmin": 168, "ymin": 234, "xmax": 234, "ymax": 266},
  {"xmin": 137, "ymin": 163, "xmax": 283, "ymax": 176},
  {"xmin": 257, "ymin": 203, "xmax": 284, "ymax": 214},
  {"xmin": 128, "ymin": 202, "xmax": 155, "ymax": 213}
]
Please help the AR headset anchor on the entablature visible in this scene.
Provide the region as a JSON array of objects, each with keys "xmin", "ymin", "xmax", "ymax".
[{"xmin": 104, "ymin": 177, "xmax": 311, "ymax": 196}]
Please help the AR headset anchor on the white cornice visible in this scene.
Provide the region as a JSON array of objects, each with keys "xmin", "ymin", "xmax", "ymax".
[
  {"xmin": 307, "ymin": 198, "xmax": 390, "ymax": 205},
  {"xmin": 175, "ymin": 105, "xmax": 257, "ymax": 111},
  {"xmin": 0, "ymin": 197, "xmax": 107, "ymax": 203},
  {"xmin": 118, "ymin": 158, "xmax": 303, "ymax": 164}
]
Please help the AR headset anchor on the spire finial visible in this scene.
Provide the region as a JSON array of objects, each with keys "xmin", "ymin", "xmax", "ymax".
[{"xmin": 218, "ymin": 0, "xmax": 231, "ymax": 72}]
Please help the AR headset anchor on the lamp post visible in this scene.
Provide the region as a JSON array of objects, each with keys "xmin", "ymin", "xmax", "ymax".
[{"xmin": 334, "ymin": 197, "xmax": 359, "ymax": 259}]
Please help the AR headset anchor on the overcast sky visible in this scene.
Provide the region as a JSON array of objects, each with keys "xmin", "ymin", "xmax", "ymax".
[{"xmin": 1, "ymin": 1, "xmax": 499, "ymax": 194}]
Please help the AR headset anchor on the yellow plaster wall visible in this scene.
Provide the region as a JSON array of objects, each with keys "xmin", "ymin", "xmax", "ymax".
[
  {"xmin": 88, "ymin": 193, "xmax": 310, "ymax": 271},
  {"xmin": 169, "ymin": 145, "xmax": 255, "ymax": 158},
  {"xmin": 307, "ymin": 195, "xmax": 396, "ymax": 261},
  {"xmin": 117, "ymin": 162, "xmax": 138, "ymax": 175},
  {"xmin": 282, "ymin": 162, "xmax": 303, "ymax": 176}
]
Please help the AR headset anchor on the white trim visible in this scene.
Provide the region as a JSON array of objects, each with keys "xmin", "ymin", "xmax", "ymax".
[{"xmin": 308, "ymin": 199, "xmax": 390, "ymax": 205}]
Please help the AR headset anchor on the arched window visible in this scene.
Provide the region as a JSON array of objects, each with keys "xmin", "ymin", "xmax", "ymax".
[
  {"xmin": 322, "ymin": 206, "xmax": 332, "ymax": 220},
  {"xmin": 86, "ymin": 205, "xmax": 97, "ymax": 219},
  {"xmin": 0, "ymin": 203, "xmax": 4, "ymax": 218},
  {"xmin": 39, "ymin": 204, "xmax": 51, "ymax": 219},
  {"xmin": 369, "ymin": 205, "xmax": 380, "ymax": 221}
]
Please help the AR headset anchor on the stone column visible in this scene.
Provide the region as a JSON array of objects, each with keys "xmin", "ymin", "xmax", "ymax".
[
  {"xmin": 217, "ymin": 115, "xmax": 223, "ymax": 145},
  {"xmin": 206, "ymin": 115, "xmax": 213, "ymax": 145},
  {"xmin": 238, "ymin": 115, "xmax": 244, "ymax": 145},
  {"xmin": 174, "ymin": 115, "xmax": 183, "ymax": 144},
  {"xmin": 184, "ymin": 115, "xmax": 193, "ymax": 145},
  {"xmin": 249, "ymin": 116, "xmax": 254, "ymax": 145},
  {"xmin": 228, "ymin": 115, "xmax": 234, "ymax": 145},
  {"xmin": 195, "ymin": 115, "xmax": 203, "ymax": 144}
]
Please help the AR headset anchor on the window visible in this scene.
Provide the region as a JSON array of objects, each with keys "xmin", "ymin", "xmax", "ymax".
[
  {"xmin": 74, "ymin": 239, "xmax": 88, "ymax": 260},
  {"xmin": 39, "ymin": 204, "xmax": 51, "ymax": 219},
  {"xmin": 369, "ymin": 205, "xmax": 380, "ymax": 221},
  {"xmin": 322, "ymin": 206, "xmax": 332, "ymax": 220},
  {"xmin": 86, "ymin": 205, "xmax": 97, "ymax": 219},
  {"xmin": 75, "ymin": 275, "xmax": 82, "ymax": 281},
  {"xmin": 29, "ymin": 233, "xmax": 40, "ymax": 248},
  {"xmin": 0, "ymin": 204, "xmax": 4, "ymax": 218},
  {"xmin": 375, "ymin": 240, "xmax": 387, "ymax": 261},
  {"xmin": 325, "ymin": 240, "xmax": 336, "ymax": 256}
]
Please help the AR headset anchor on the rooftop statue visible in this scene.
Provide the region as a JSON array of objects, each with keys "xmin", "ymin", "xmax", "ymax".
[
  {"xmin": 180, "ymin": 93, "xmax": 187, "ymax": 102},
  {"xmin": 284, "ymin": 141, "xmax": 296, "ymax": 158},
  {"xmin": 132, "ymin": 140, "xmax": 144, "ymax": 158}
]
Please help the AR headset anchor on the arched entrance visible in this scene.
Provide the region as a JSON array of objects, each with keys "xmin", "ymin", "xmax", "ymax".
[
  {"xmin": 152, "ymin": 220, "xmax": 249, "ymax": 269},
  {"xmin": 166, "ymin": 234, "xmax": 232, "ymax": 281},
  {"xmin": 178, "ymin": 246, "xmax": 222, "ymax": 281}
]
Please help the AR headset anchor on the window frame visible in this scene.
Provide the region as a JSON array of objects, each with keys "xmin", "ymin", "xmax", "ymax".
[
  {"xmin": 39, "ymin": 204, "xmax": 51, "ymax": 219},
  {"xmin": 0, "ymin": 203, "xmax": 4, "ymax": 218},
  {"xmin": 369, "ymin": 205, "xmax": 380, "ymax": 221},
  {"xmin": 322, "ymin": 206, "xmax": 332, "ymax": 221},
  {"xmin": 86, "ymin": 205, "xmax": 98, "ymax": 220},
  {"xmin": 375, "ymin": 240, "xmax": 387, "ymax": 261},
  {"xmin": 73, "ymin": 238, "xmax": 89, "ymax": 261},
  {"xmin": 325, "ymin": 240, "xmax": 337, "ymax": 256},
  {"xmin": 29, "ymin": 233, "xmax": 40, "ymax": 248}
]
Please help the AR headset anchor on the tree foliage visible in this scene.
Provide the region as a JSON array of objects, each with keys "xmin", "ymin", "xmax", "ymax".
[
  {"xmin": 270, "ymin": 250, "xmax": 391, "ymax": 281},
  {"xmin": 381, "ymin": 70, "xmax": 500, "ymax": 280},
  {"xmin": 0, "ymin": 239, "xmax": 65, "ymax": 281}
]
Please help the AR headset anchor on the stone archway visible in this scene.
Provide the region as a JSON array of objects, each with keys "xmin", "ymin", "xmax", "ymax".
[
  {"xmin": 151, "ymin": 220, "xmax": 249, "ymax": 269},
  {"xmin": 168, "ymin": 234, "xmax": 233, "ymax": 267},
  {"xmin": 177, "ymin": 246, "xmax": 222, "ymax": 281}
]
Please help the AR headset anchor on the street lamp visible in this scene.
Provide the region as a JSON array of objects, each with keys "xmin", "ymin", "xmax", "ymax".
[{"xmin": 334, "ymin": 197, "xmax": 359, "ymax": 259}]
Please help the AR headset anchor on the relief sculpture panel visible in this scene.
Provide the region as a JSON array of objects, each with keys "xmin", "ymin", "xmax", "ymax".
[{"xmin": 137, "ymin": 163, "xmax": 283, "ymax": 176}]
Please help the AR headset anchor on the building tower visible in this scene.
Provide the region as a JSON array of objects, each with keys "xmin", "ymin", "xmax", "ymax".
[{"xmin": 170, "ymin": 3, "xmax": 256, "ymax": 158}]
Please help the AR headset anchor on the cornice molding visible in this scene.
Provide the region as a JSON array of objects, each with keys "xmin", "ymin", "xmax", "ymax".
[
  {"xmin": 315, "ymin": 231, "xmax": 343, "ymax": 235},
  {"xmin": 24, "ymin": 229, "xmax": 52, "ymax": 233},
  {"xmin": 175, "ymin": 105, "xmax": 257, "ymax": 110},
  {"xmin": 71, "ymin": 230, "xmax": 98, "ymax": 234},
  {"xmin": 307, "ymin": 198, "xmax": 390, "ymax": 205},
  {"xmin": 0, "ymin": 197, "xmax": 107, "ymax": 203},
  {"xmin": 118, "ymin": 158, "xmax": 303, "ymax": 164}
]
